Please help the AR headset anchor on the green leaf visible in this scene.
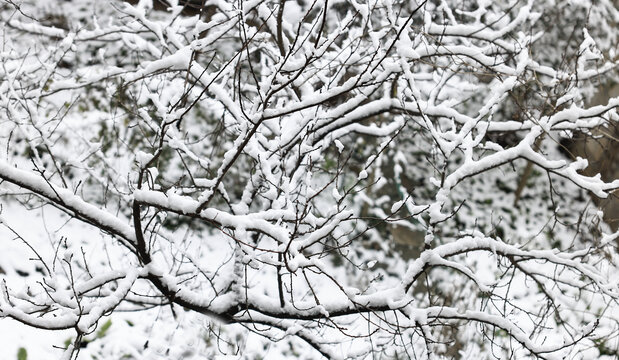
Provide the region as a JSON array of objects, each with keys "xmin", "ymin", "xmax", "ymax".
[
  {"xmin": 17, "ymin": 347, "xmax": 27, "ymax": 360},
  {"xmin": 96, "ymin": 319, "xmax": 112, "ymax": 339}
]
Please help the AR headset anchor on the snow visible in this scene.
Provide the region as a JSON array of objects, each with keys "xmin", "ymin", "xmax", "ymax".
[{"xmin": 1, "ymin": 0, "xmax": 618, "ymax": 358}]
